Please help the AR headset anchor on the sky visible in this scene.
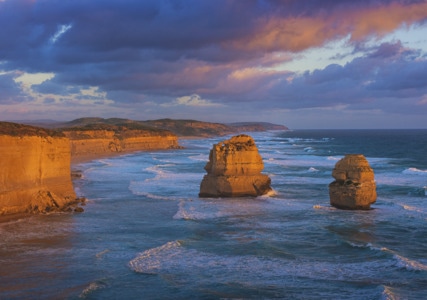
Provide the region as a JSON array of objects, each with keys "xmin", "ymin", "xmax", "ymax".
[{"xmin": 0, "ymin": 0, "xmax": 427, "ymax": 129}]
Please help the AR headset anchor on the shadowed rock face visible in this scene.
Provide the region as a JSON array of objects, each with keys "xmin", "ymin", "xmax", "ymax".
[
  {"xmin": 199, "ymin": 135, "xmax": 272, "ymax": 197},
  {"xmin": 329, "ymin": 154, "xmax": 377, "ymax": 210}
]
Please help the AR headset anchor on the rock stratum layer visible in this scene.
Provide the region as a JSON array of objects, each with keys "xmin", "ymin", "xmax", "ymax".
[
  {"xmin": 199, "ymin": 134, "xmax": 272, "ymax": 197},
  {"xmin": 0, "ymin": 122, "xmax": 77, "ymax": 215},
  {"xmin": 329, "ymin": 154, "xmax": 377, "ymax": 210}
]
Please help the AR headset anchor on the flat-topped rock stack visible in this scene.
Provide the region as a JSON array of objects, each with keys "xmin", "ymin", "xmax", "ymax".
[
  {"xmin": 199, "ymin": 134, "xmax": 272, "ymax": 197},
  {"xmin": 329, "ymin": 154, "xmax": 377, "ymax": 210}
]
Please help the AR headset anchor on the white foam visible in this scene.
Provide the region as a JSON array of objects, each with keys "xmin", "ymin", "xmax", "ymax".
[
  {"xmin": 79, "ymin": 280, "xmax": 107, "ymax": 298},
  {"xmin": 264, "ymin": 157, "xmax": 322, "ymax": 167},
  {"xmin": 376, "ymin": 246, "xmax": 427, "ymax": 271},
  {"xmin": 128, "ymin": 241, "xmax": 410, "ymax": 287},
  {"xmin": 173, "ymin": 200, "xmax": 219, "ymax": 220},
  {"xmin": 402, "ymin": 205, "xmax": 423, "ymax": 213},
  {"xmin": 308, "ymin": 167, "xmax": 319, "ymax": 172},
  {"xmin": 402, "ymin": 167, "xmax": 427, "ymax": 175},
  {"xmin": 188, "ymin": 154, "xmax": 209, "ymax": 161},
  {"xmin": 393, "ymin": 254, "xmax": 427, "ymax": 271},
  {"xmin": 313, "ymin": 204, "xmax": 335, "ymax": 210},
  {"xmin": 327, "ymin": 156, "xmax": 341, "ymax": 161},
  {"xmin": 129, "ymin": 240, "xmax": 183, "ymax": 274},
  {"xmin": 381, "ymin": 285, "xmax": 400, "ymax": 300},
  {"xmin": 172, "ymin": 197, "xmax": 284, "ymax": 221}
]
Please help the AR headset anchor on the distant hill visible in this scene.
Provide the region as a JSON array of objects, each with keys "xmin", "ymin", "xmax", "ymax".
[
  {"xmin": 141, "ymin": 119, "xmax": 288, "ymax": 137},
  {"xmin": 140, "ymin": 119, "xmax": 234, "ymax": 137},
  {"xmin": 15, "ymin": 117, "xmax": 289, "ymax": 137},
  {"xmin": 227, "ymin": 122, "xmax": 288, "ymax": 132}
]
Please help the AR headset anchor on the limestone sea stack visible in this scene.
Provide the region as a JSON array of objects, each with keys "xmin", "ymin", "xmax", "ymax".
[
  {"xmin": 329, "ymin": 154, "xmax": 377, "ymax": 210},
  {"xmin": 199, "ymin": 134, "xmax": 272, "ymax": 197},
  {"xmin": 0, "ymin": 122, "xmax": 77, "ymax": 215}
]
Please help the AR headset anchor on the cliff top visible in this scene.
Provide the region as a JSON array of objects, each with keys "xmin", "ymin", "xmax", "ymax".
[
  {"xmin": 57, "ymin": 118, "xmax": 176, "ymax": 138},
  {"xmin": 0, "ymin": 122, "xmax": 64, "ymax": 137}
]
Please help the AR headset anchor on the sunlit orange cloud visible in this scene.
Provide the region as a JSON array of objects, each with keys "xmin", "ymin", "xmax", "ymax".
[{"xmin": 229, "ymin": 2, "xmax": 427, "ymax": 52}]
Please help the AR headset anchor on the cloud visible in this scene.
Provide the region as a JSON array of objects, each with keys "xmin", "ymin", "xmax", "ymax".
[
  {"xmin": 268, "ymin": 41, "xmax": 427, "ymax": 115},
  {"xmin": 0, "ymin": 0, "xmax": 426, "ymax": 128},
  {"xmin": 0, "ymin": 71, "xmax": 29, "ymax": 104},
  {"xmin": 50, "ymin": 24, "xmax": 72, "ymax": 44},
  {"xmin": 163, "ymin": 94, "xmax": 223, "ymax": 107}
]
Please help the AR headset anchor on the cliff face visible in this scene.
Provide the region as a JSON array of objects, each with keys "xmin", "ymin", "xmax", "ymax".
[
  {"xmin": 329, "ymin": 154, "xmax": 377, "ymax": 210},
  {"xmin": 63, "ymin": 129, "xmax": 181, "ymax": 162},
  {"xmin": 0, "ymin": 124, "xmax": 77, "ymax": 215},
  {"xmin": 199, "ymin": 135, "xmax": 272, "ymax": 197}
]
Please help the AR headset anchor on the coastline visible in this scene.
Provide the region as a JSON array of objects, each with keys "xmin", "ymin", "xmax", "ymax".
[{"xmin": 70, "ymin": 136, "xmax": 207, "ymax": 164}]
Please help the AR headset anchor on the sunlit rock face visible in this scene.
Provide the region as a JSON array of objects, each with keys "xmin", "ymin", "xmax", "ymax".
[
  {"xmin": 0, "ymin": 123, "xmax": 77, "ymax": 215},
  {"xmin": 199, "ymin": 134, "xmax": 272, "ymax": 197},
  {"xmin": 62, "ymin": 129, "xmax": 181, "ymax": 163},
  {"xmin": 329, "ymin": 154, "xmax": 377, "ymax": 210}
]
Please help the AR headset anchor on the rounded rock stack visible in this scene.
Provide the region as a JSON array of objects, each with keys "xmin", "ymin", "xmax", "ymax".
[
  {"xmin": 329, "ymin": 154, "xmax": 377, "ymax": 210},
  {"xmin": 199, "ymin": 134, "xmax": 272, "ymax": 197}
]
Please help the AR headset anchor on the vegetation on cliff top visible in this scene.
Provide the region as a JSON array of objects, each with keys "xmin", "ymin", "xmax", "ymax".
[
  {"xmin": 0, "ymin": 121, "xmax": 65, "ymax": 137},
  {"xmin": 58, "ymin": 118, "xmax": 175, "ymax": 138}
]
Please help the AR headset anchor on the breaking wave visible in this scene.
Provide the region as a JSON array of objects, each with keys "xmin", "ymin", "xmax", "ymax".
[{"xmin": 402, "ymin": 167, "xmax": 427, "ymax": 175}]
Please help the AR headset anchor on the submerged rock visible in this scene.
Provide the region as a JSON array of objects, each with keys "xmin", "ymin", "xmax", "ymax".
[
  {"xmin": 199, "ymin": 134, "xmax": 272, "ymax": 197},
  {"xmin": 329, "ymin": 154, "xmax": 377, "ymax": 210}
]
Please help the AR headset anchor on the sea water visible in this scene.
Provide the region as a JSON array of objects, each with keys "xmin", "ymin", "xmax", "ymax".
[{"xmin": 1, "ymin": 130, "xmax": 427, "ymax": 299}]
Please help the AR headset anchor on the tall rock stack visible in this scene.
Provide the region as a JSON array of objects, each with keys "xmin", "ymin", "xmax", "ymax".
[
  {"xmin": 199, "ymin": 134, "xmax": 272, "ymax": 197},
  {"xmin": 329, "ymin": 154, "xmax": 377, "ymax": 210}
]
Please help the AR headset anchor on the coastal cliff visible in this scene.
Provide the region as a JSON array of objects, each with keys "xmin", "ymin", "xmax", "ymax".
[
  {"xmin": 0, "ymin": 122, "xmax": 77, "ymax": 215},
  {"xmin": 61, "ymin": 123, "xmax": 181, "ymax": 162}
]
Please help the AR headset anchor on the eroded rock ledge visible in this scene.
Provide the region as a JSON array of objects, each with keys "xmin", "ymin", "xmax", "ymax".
[
  {"xmin": 0, "ymin": 122, "xmax": 80, "ymax": 215},
  {"xmin": 199, "ymin": 134, "xmax": 272, "ymax": 197}
]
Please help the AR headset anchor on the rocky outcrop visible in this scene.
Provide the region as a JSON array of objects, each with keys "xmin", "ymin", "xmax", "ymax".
[
  {"xmin": 199, "ymin": 134, "xmax": 272, "ymax": 197},
  {"xmin": 0, "ymin": 122, "xmax": 78, "ymax": 215},
  {"xmin": 62, "ymin": 128, "xmax": 181, "ymax": 162},
  {"xmin": 329, "ymin": 154, "xmax": 377, "ymax": 210}
]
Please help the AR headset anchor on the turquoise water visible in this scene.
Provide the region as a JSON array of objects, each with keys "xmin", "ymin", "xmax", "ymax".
[{"xmin": 1, "ymin": 130, "xmax": 426, "ymax": 299}]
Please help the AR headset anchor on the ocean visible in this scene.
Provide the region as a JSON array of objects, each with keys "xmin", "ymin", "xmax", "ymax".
[{"xmin": 1, "ymin": 129, "xmax": 427, "ymax": 299}]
